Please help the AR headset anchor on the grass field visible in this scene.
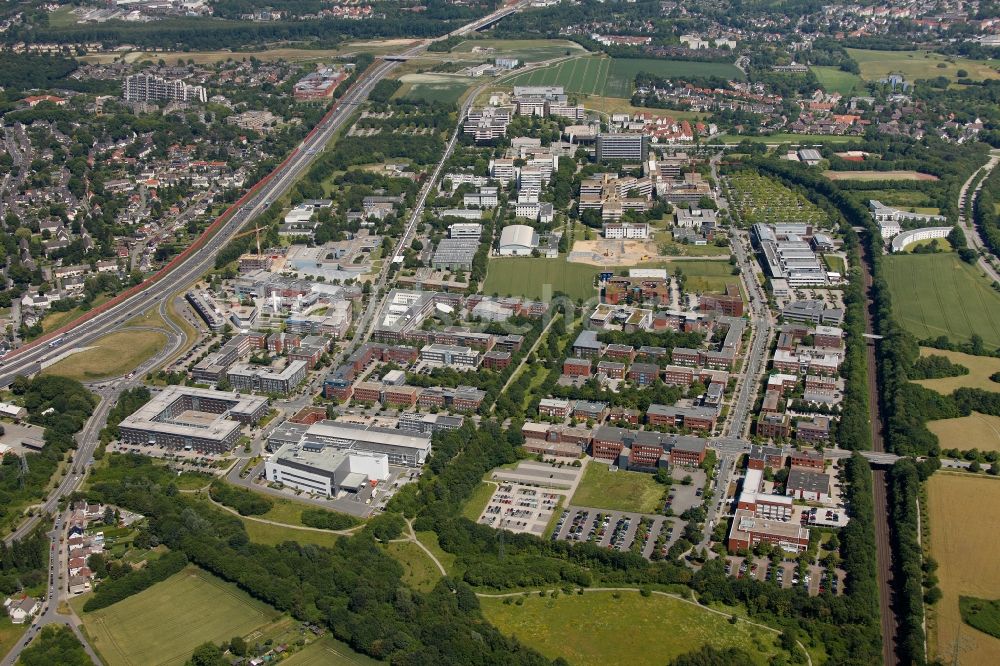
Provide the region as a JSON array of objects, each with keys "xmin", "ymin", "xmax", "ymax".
[
  {"xmin": 581, "ymin": 95, "xmax": 708, "ymax": 120},
  {"xmin": 483, "ymin": 257, "xmax": 598, "ymax": 302},
  {"xmin": 914, "ymin": 348, "xmax": 1000, "ymax": 394},
  {"xmin": 386, "ymin": 541, "xmax": 442, "ymax": 593},
  {"xmin": 240, "ymin": 516, "xmax": 343, "ymax": 548},
  {"xmin": 570, "ymin": 463, "xmax": 663, "ymax": 514},
  {"xmin": 961, "ymin": 597, "xmax": 1000, "ymax": 640},
  {"xmin": 824, "ymin": 170, "xmax": 938, "ymax": 181},
  {"xmin": 41, "ymin": 295, "xmax": 110, "ymax": 333},
  {"xmin": 450, "ymin": 38, "xmax": 584, "ymax": 63},
  {"xmin": 847, "ymin": 48, "xmax": 1000, "ymax": 82},
  {"xmin": 43, "ymin": 329, "xmax": 167, "ymax": 381},
  {"xmin": 883, "ymin": 253, "xmax": 1000, "ymax": 348},
  {"xmin": 811, "ymin": 66, "xmax": 864, "ymax": 95},
  {"xmin": 660, "ymin": 259, "xmax": 739, "ymax": 293},
  {"xmin": 856, "ymin": 189, "xmax": 934, "ymax": 208},
  {"xmin": 0, "ymin": 617, "xmax": 28, "ymax": 660},
  {"xmin": 79, "ymin": 566, "xmax": 281, "ymax": 666},
  {"xmin": 396, "ymin": 73, "xmax": 476, "ymax": 104},
  {"xmin": 506, "ymin": 55, "xmax": 742, "ymax": 99},
  {"xmin": 283, "ymin": 635, "xmax": 380, "ymax": 666},
  {"xmin": 927, "ymin": 413, "xmax": 1000, "ymax": 454},
  {"xmin": 927, "ymin": 474, "xmax": 1000, "ymax": 664},
  {"xmin": 462, "ymin": 481, "xmax": 496, "ymax": 521},
  {"xmin": 480, "ymin": 590, "xmax": 785, "ymax": 666}
]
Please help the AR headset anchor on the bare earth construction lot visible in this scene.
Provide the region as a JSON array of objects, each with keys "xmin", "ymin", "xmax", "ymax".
[{"xmin": 927, "ymin": 473, "xmax": 1000, "ymax": 665}]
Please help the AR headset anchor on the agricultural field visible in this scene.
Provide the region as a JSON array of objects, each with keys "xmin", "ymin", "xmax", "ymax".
[
  {"xmin": 847, "ymin": 48, "xmax": 1000, "ymax": 82},
  {"xmin": 927, "ymin": 413, "xmax": 1000, "ymax": 454},
  {"xmin": 824, "ymin": 170, "xmax": 938, "ymax": 182},
  {"xmin": 914, "ymin": 348, "xmax": 1000, "ymax": 394},
  {"xmin": 883, "ymin": 254, "xmax": 1000, "ymax": 348},
  {"xmin": 78, "ymin": 566, "xmax": 281, "ymax": 666},
  {"xmin": 283, "ymin": 635, "xmax": 381, "ymax": 666},
  {"xmin": 725, "ymin": 172, "xmax": 831, "ymax": 228},
  {"xmin": 570, "ymin": 463, "xmax": 663, "ymax": 514},
  {"xmin": 396, "ymin": 73, "xmax": 476, "ymax": 105},
  {"xmin": 483, "ymin": 257, "xmax": 599, "ymax": 302},
  {"xmin": 449, "ymin": 39, "xmax": 585, "ymax": 63},
  {"xmin": 480, "ymin": 590, "xmax": 787, "ymax": 666},
  {"xmin": 42, "ymin": 329, "xmax": 167, "ymax": 381},
  {"xmin": 927, "ymin": 474, "xmax": 1000, "ymax": 664},
  {"xmin": 811, "ymin": 66, "xmax": 864, "ymax": 96},
  {"xmin": 506, "ymin": 55, "xmax": 742, "ymax": 100}
]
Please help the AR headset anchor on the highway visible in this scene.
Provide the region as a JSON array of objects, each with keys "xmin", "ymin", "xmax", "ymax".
[{"xmin": 957, "ymin": 153, "xmax": 1000, "ymax": 284}]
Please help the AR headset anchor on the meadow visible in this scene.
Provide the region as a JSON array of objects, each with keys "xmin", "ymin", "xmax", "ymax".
[
  {"xmin": 483, "ymin": 257, "xmax": 599, "ymax": 302},
  {"xmin": 847, "ymin": 48, "xmax": 1000, "ymax": 82},
  {"xmin": 396, "ymin": 73, "xmax": 475, "ymax": 105},
  {"xmin": 78, "ymin": 566, "xmax": 281, "ymax": 666},
  {"xmin": 882, "ymin": 253, "xmax": 1000, "ymax": 348},
  {"xmin": 505, "ymin": 55, "xmax": 742, "ymax": 99},
  {"xmin": 42, "ymin": 329, "xmax": 167, "ymax": 381},
  {"xmin": 811, "ymin": 66, "xmax": 864, "ymax": 95},
  {"xmin": 282, "ymin": 635, "xmax": 380, "ymax": 666},
  {"xmin": 480, "ymin": 590, "xmax": 786, "ymax": 666},
  {"xmin": 926, "ymin": 413, "xmax": 1000, "ymax": 454},
  {"xmin": 450, "ymin": 38, "xmax": 584, "ymax": 63},
  {"xmin": 914, "ymin": 348, "xmax": 1000, "ymax": 394},
  {"xmin": 927, "ymin": 474, "xmax": 1000, "ymax": 664},
  {"xmin": 570, "ymin": 463, "xmax": 663, "ymax": 514}
]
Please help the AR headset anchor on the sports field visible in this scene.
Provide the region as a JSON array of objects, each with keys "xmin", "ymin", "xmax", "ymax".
[
  {"xmin": 927, "ymin": 474, "xmax": 1000, "ymax": 664},
  {"xmin": 847, "ymin": 49, "xmax": 1000, "ymax": 82},
  {"xmin": 927, "ymin": 413, "xmax": 1000, "ymax": 454},
  {"xmin": 42, "ymin": 329, "xmax": 167, "ymax": 381},
  {"xmin": 811, "ymin": 66, "xmax": 864, "ymax": 95},
  {"xmin": 914, "ymin": 348, "xmax": 1000, "ymax": 394},
  {"xmin": 571, "ymin": 463, "xmax": 663, "ymax": 514},
  {"xmin": 883, "ymin": 253, "xmax": 1000, "ymax": 348},
  {"xmin": 506, "ymin": 55, "xmax": 743, "ymax": 99},
  {"xmin": 480, "ymin": 590, "xmax": 785, "ymax": 666},
  {"xmin": 79, "ymin": 566, "xmax": 281, "ymax": 666},
  {"xmin": 483, "ymin": 257, "xmax": 598, "ymax": 302},
  {"xmin": 824, "ymin": 170, "xmax": 938, "ymax": 181},
  {"xmin": 283, "ymin": 635, "xmax": 380, "ymax": 666}
]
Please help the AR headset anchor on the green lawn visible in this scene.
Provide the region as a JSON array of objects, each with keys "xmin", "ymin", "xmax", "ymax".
[
  {"xmin": 811, "ymin": 66, "xmax": 864, "ymax": 95},
  {"xmin": 385, "ymin": 540, "xmax": 443, "ymax": 593},
  {"xmin": 77, "ymin": 566, "xmax": 281, "ymax": 666},
  {"xmin": 483, "ymin": 257, "xmax": 598, "ymax": 302},
  {"xmin": 643, "ymin": 259, "xmax": 740, "ymax": 295},
  {"xmin": 823, "ymin": 255, "xmax": 846, "ymax": 274},
  {"xmin": 847, "ymin": 48, "xmax": 1000, "ymax": 82},
  {"xmin": 570, "ymin": 463, "xmax": 663, "ymax": 513},
  {"xmin": 855, "ymin": 188, "xmax": 933, "ymax": 208},
  {"xmin": 480, "ymin": 590, "xmax": 787, "ymax": 666},
  {"xmin": 282, "ymin": 635, "xmax": 381, "ymax": 666},
  {"xmin": 241, "ymin": 517, "xmax": 344, "ymax": 548},
  {"xmin": 883, "ymin": 253, "xmax": 1000, "ymax": 348},
  {"xmin": 416, "ymin": 530, "xmax": 458, "ymax": 575}
]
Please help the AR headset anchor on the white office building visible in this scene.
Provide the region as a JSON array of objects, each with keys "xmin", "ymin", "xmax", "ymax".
[{"xmin": 265, "ymin": 439, "xmax": 389, "ymax": 497}]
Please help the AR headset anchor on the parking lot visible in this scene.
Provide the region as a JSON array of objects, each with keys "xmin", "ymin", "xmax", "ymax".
[
  {"xmin": 661, "ymin": 468, "xmax": 707, "ymax": 516},
  {"xmin": 552, "ymin": 506, "xmax": 683, "ymax": 560},
  {"xmin": 475, "ymin": 460, "xmax": 584, "ymax": 536},
  {"xmin": 724, "ymin": 555, "xmax": 846, "ymax": 596}
]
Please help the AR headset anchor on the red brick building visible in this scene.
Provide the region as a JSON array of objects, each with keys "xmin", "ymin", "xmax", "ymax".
[{"xmin": 562, "ymin": 357, "xmax": 592, "ymax": 377}]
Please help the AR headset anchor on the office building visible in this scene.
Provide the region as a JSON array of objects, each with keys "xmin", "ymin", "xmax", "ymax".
[
  {"xmin": 265, "ymin": 439, "xmax": 388, "ymax": 497},
  {"xmin": 227, "ymin": 360, "xmax": 307, "ymax": 395},
  {"xmin": 596, "ymin": 133, "xmax": 649, "ymax": 161},
  {"xmin": 268, "ymin": 420, "xmax": 432, "ymax": 467}
]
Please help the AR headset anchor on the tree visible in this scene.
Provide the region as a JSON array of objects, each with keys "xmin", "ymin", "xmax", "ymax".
[
  {"xmin": 103, "ymin": 506, "xmax": 116, "ymax": 526},
  {"xmin": 229, "ymin": 636, "xmax": 247, "ymax": 657},
  {"xmin": 969, "ymin": 460, "xmax": 982, "ymax": 473},
  {"xmin": 188, "ymin": 642, "xmax": 228, "ymax": 666}
]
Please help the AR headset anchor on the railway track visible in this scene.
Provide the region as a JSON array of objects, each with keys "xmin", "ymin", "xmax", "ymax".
[{"xmin": 858, "ymin": 237, "xmax": 902, "ymax": 666}]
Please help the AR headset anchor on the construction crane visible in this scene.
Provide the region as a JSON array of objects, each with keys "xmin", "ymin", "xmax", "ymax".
[{"xmin": 232, "ymin": 223, "xmax": 265, "ymax": 256}]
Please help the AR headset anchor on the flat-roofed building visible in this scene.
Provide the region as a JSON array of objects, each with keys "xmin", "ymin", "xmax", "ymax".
[
  {"xmin": 786, "ymin": 468, "xmax": 831, "ymax": 502},
  {"xmin": 268, "ymin": 419, "xmax": 431, "ymax": 467},
  {"xmin": 728, "ymin": 509, "xmax": 810, "ymax": 553},
  {"xmin": 265, "ymin": 439, "xmax": 389, "ymax": 497},
  {"xmin": 119, "ymin": 386, "xmax": 268, "ymax": 454},
  {"xmin": 538, "ymin": 397, "xmax": 572, "ymax": 418}
]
